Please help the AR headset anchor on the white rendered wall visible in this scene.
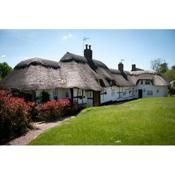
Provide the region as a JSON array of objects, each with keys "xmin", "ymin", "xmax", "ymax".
[
  {"xmin": 73, "ymin": 88, "xmax": 93, "ymax": 106},
  {"xmin": 36, "ymin": 88, "xmax": 71, "ymax": 102},
  {"xmin": 153, "ymin": 86, "xmax": 168, "ymax": 97},
  {"xmin": 136, "ymin": 80, "xmax": 168, "ymax": 98},
  {"xmin": 100, "ymin": 86, "xmax": 137, "ymax": 104},
  {"xmin": 100, "ymin": 87, "xmax": 118, "ymax": 104},
  {"xmin": 117, "ymin": 87, "xmax": 137, "ymax": 101}
]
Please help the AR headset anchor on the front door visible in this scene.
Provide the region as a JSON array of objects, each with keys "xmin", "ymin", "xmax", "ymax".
[
  {"xmin": 138, "ymin": 89, "xmax": 143, "ymax": 98},
  {"xmin": 93, "ymin": 91, "xmax": 100, "ymax": 106}
]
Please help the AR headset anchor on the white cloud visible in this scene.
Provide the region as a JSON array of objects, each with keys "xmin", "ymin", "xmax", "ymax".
[
  {"xmin": 0, "ymin": 55, "xmax": 6, "ymax": 59},
  {"xmin": 62, "ymin": 33, "xmax": 73, "ymax": 40}
]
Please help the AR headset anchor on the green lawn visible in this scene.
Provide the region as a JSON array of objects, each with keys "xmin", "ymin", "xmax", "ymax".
[{"xmin": 30, "ymin": 97, "xmax": 175, "ymax": 145}]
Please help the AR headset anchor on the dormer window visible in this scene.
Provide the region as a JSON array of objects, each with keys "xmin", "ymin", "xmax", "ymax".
[
  {"xmin": 145, "ymin": 80, "xmax": 151, "ymax": 85},
  {"xmin": 99, "ymin": 79, "xmax": 105, "ymax": 87}
]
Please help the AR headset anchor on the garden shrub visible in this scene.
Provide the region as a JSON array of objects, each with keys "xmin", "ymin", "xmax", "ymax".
[
  {"xmin": 38, "ymin": 98, "xmax": 73, "ymax": 121},
  {"xmin": 169, "ymin": 88, "xmax": 175, "ymax": 96},
  {"xmin": 0, "ymin": 90, "xmax": 32, "ymax": 144},
  {"xmin": 27, "ymin": 102, "xmax": 40, "ymax": 121}
]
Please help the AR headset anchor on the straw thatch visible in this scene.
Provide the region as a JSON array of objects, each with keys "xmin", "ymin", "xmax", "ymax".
[
  {"xmin": 15, "ymin": 57, "xmax": 60, "ymax": 69},
  {"xmin": 0, "ymin": 58, "xmax": 65, "ymax": 90},
  {"xmin": 59, "ymin": 53, "xmax": 102, "ymax": 91},
  {"xmin": 0, "ymin": 53, "xmax": 169, "ymax": 92},
  {"xmin": 60, "ymin": 52, "xmax": 116, "ymax": 89},
  {"xmin": 93, "ymin": 60, "xmax": 117, "ymax": 87},
  {"xmin": 129, "ymin": 71, "xmax": 169, "ymax": 86},
  {"xmin": 110, "ymin": 69, "xmax": 135, "ymax": 87},
  {"xmin": 60, "ymin": 52, "xmax": 87, "ymax": 64}
]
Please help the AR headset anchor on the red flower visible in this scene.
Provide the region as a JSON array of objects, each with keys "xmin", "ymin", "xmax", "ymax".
[{"xmin": 38, "ymin": 98, "xmax": 72, "ymax": 121}]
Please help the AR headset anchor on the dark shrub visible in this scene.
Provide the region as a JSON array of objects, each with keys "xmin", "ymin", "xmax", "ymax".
[
  {"xmin": 169, "ymin": 88, "xmax": 175, "ymax": 96},
  {"xmin": 38, "ymin": 98, "xmax": 73, "ymax": 121},
  {"xmin": 28, "ymin": 102, "xmax": 39, "ymax": 121},
  {"xmin": 0, "ymin": 90, "xmax": 31, "ymax": 144}
]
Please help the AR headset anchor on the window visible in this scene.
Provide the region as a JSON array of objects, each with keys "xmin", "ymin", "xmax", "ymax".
[
  {"xmin": 157, "ymin": 89, "xmax": 159, "ymax": 93},
  {"xmin": 147, "ymin": 90, "xmax": 153, "ymax": 96},
  {"xmin": 132, "ymin": 88, "xmax": 134, "ymax": 95},
  {"xmin": 53, "ymin": 89, "xmax": 58, "ymax": 99},
  {"xmin": 87, "ymin": 91, "xmax": 92, "ymax": 97},
  {"xmin": 78, "ymin": 89, "xmax": 82, "ymax": 96},
  {"xmin": 106, "ymin": 78, "xmax": 114, "ymax": 86},
  {"xmin": 145, "ymin": 80, "xmax": 150, "ymax": 85},
  {"xmin": 65, "ymin": 91, "xmax": 69, "ymax": 97},
  {"xmin": 101, "ymin": 90, "xmax": 107, "ymax": 95},
  {"xmin": 140, "ymin": 80, "xmax": 143, "ymax": 85},
  {"xmin": 111, "ymin": 89, "xmax": 115, "ymax": 96},
  {"xmin": 99, "ymin": 79, "xmax": 105, "ymax": 87}
]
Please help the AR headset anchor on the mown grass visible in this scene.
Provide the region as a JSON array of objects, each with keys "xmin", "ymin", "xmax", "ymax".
[{"xmin": 30, "ymin": 97, "xmax": 175, "ymax": 145}]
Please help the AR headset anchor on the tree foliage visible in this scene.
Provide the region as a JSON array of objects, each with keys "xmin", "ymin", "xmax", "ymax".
[
  {"xmin": 151, "ymin": 58, "xmax": 162, "ymax": 72},
  {"xmin": 159, "ymin": 62, "xmax": 168, "ymax": 74},
  {"xmin": 151, "ymin": 58, "xmax": 168, "ymax": 74},
  {"xmin": 0, "ymin": 62, "xmax": 13, "ymax": 79},
  {"xmin": 171, "ymin": 65, "xmax": 175, "ymax": 70},
  {"xmin": 163, "ymin": 69, "xmax": 175, "ymax": 82},
  {"xmin": 151, "ymin": 59, "xmax": 175, "ymax": 83}
]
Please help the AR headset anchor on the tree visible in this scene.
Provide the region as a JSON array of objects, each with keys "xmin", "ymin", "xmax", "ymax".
[
  {"xmin": 151, "ymin": 58, "xmax": 168, "ymax": 74},
  {"xmin": 163, "ymin": 69, "xmax": 175, "ymax": 82},
  {"xmin": 0, "ymin": 62, "xmax": 13, "ymax": 79},
  {"xmin": 171, "ymin": 65, "xmax": 175, "ymax": 70},
  {"xmin": 159, "ymin": 62, "xmax": 168, "ymax": 74},
  {"xmin": 173, "ymin": 81, "xmax": 175, "ymax": 88},
  {"xmin": 151, "ymin": 58, "xmax": 162, "ymax": 72}
]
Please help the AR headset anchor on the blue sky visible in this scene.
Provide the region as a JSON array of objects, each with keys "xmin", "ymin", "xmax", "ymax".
[{"xmin": 0, "ymin": 29, "xmax": 174, "ymax": 71}]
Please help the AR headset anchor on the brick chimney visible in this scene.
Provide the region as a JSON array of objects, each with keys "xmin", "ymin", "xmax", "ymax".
[
  {"xmin": 84, "ymin": 44, "xmax": 92, "ymax": 60},
  {"xmin": 118, "ymin": 62, "xmax": 124, "ymax": 72},
  {"xmin": 132, "ymin": 64, "xmax": 136, "ymax": 71},
  {"xmin": 84, "ymin": 44, "xmax": 97, "ymax": 70}
]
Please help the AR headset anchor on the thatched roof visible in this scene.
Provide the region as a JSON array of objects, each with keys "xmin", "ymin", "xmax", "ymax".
[
  {"xmin": 130, "ymin": 70, "xmax": 157, "ymax": 75},
  {"xmin": 129, "ymin": 71, "xmax": 169, "ymax": 86},
  {"xmin": 0, "ymin": 54, "xmax": 169, "ymax": 92},
  {"xmin": 59, "ymin": 53, "xmax": 102, "ymax": 91},
  {"xmin": 110, "ymin": 69, "xmax": 135, "ymax": 87},
  {"xmin": 0, "ymin": 58, "xmax": 65, "ymax": 91},
  {"xmin": 15, "ymin": 57, "xmax": 60, "ymax": 69},
  {"xmin": 60, "ymin": 52, "xmax": 115, "ymax": 89},
  {"xmin": 60, "ymin": 52, "xmax": 87, "ymax": 64}
]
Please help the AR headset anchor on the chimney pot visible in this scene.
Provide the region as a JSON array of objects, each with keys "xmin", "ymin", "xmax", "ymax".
[
  {"xmin": 84, "ymin": 44, "xmax": 92, "ymax": 60},
  {"xmin": 132, "ymin": 64, "xmax": 136, "ymax": 71},
  {"xmin": 118, "ymin": 62, "xmax": 124, "ymax": 72}
]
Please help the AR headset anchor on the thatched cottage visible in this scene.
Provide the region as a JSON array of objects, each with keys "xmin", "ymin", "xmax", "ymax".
[{"xmin": 0, "ymin": 45, "xmax": 169, "ymax": 106}]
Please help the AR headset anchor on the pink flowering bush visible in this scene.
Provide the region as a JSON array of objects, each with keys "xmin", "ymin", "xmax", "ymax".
[
  {"xmin": 0, "ymin": 90, "xmax": 32, "ymax": 144},
  {"xmin": 38, "ymin": 98, "xmax": 73, "ymax": 121},
  {"xmin": 0, "ymin": 90, "xmax": 74, "ymax": 143}
]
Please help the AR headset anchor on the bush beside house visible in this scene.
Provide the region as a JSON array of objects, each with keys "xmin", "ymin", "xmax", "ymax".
[
  {"xmin": 0, "ymin": 90, "xmax": 32, "ymax": 144},
  {"xmin": 38, "ymin": 98, "xmax": 73, "ymax": 121},
  {"xmin": 0, "ymin": 90, "xmax": 74, "ymax": 144},
  {"xmin": 169, "ymin": 80, "xmax": 175, "ymax": 96}
]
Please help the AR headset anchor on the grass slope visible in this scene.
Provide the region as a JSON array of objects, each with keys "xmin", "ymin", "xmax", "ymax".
[{"xmin": 30, "ymin": 97, "xmax": 175, "ymax": 145}]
